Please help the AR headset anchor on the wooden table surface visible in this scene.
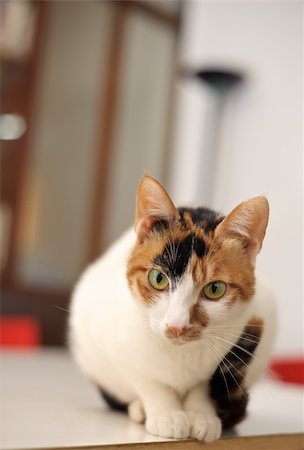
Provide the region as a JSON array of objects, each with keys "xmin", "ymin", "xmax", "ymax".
[{"xmin": 0, "ymin": 349, "xmax": 303, "ymax": 449}]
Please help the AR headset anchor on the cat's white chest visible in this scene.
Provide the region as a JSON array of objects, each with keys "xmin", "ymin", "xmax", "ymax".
[
  {"xmin": 147, "ymin": 348, "xmax": 214, "ymax": 394},
  {"xmin": 116, "ymin": 323, "xmax": 217, "ymax": 395}
]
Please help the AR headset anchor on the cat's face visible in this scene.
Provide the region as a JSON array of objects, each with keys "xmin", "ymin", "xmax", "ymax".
[{"xmin": 127, "ymin": 175, "xmax": 269, "ymax": 345}]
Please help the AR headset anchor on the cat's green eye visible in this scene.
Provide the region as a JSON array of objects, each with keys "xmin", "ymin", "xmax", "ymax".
[
  {"xmin": 148, "ymin": 269, "xmax": 169, "ymax": 291},
  {"xmin": 203, "ymin": 281, "xmax": 227, "ymax": 300}
]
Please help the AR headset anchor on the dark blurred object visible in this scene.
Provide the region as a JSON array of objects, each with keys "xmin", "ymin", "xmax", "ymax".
[{"xmin": 194, "ymin": 68, "xmax": 244, "ymax": 93}]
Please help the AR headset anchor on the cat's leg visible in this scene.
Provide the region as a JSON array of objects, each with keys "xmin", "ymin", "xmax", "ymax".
[
  {"xmin": 134, "ymin": 378, "xmax": 190, "ymax": 439},
  {"xmin": 183, "ymin": 382, "xmax": 222, "ymax": 443}
]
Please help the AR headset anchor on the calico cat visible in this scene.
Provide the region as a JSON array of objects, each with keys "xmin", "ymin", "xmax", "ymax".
[{"xmin": 69, "ymin": 174, "xmax": 276, "ymax": 443}]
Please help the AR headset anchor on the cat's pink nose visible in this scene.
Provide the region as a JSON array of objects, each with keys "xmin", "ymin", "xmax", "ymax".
[{"xmin": 167, "ymin": 326, "xmax": 188, "ymax": 338}]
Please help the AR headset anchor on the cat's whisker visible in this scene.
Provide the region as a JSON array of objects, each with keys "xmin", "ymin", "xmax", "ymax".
[
  {"xmin": 210, "ymin": 330, "xmax": 260, "ymax": 346},
  {"xmin": 220, "ymin": 354, "xmax": 248, "ymax": 399},
  {"xmin": 211, "ymin": 322, "xmax": 264, "ymax": 328},
  {"xmin": 139, "ymin": 319, "xmax": 155, "ymax": 332},
  {"xmin": 211, "ymin": 335, "xmax": 280, "ymax": 380},
  {"xmin": 203, "ymin": 340, "xmax": 232, "ymax": 401},
  {"xmin": 211, "ymin": 336, "xmax": 251, "ymax": 368},
  {"xmin": 211, "ymin": 333, "xmax": 279, "ymax": 381},
  {"xmin": 54, "ymin": 305, "xmax": 70, "ymax": 313},
  {"xmin": 210, "ymin": 348, "xmax": 248, "ymax": 400},
  {"xmin": 211, "ymin": 323, "xmax": 264, "ymax": 331},
  {"xmin": 221, "ymin": 354, "xmax": 246, "ymax": 381},
  {"xmin": 239, "ymin": 331, "xmax": 263, "ymax": 340},
  {"xmin": 139, "ymin": 323, "xmax": 151, "ymax": 332},
  {"xmin": 206, "ymin": 339, "xmax": 247, "ymax": 400},
  {"xmin": 207, "ymin": 336, "xmax": 248, "ymax": 380},
  {"xmin": 209, "ymin": 325, "xmax": 264, "ymax": 342},
  {"xmin": 211, "ymin": 335, "xmax": 272, "ymax": 374}
]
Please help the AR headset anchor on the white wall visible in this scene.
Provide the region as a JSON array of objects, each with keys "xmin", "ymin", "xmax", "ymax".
[{"xmin": 169, "ymin": 1, "xmax": 303, "ymax": 355}]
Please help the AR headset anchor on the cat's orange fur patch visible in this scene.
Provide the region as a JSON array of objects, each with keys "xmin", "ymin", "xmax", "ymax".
[
  {"xmin": 190, "ymin": 302, "xmax": 209, "ymax": 327},
  {"xmin": 127, "ymin": 231, "xmax": 170, "ymax": 304}
]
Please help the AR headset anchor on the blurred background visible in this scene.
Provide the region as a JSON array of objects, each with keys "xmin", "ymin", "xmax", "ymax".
[{"xmin": 0, "ymin": 1, "xmax": 302, "ymax": 363}]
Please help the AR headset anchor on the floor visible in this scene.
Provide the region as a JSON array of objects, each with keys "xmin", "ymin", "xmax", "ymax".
[{"xmin": 0, "ymin": 349, "xmax": 303, "ymax": 449}]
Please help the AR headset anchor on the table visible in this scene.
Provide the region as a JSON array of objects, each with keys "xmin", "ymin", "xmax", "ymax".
[{"xmin": 1, "ymin": 349, "xmax": 303, "ymax": 449}]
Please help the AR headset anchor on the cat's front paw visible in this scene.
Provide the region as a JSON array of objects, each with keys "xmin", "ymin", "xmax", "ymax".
[
  {"xmin": 146, "ymin": 410, "xmax": 190, "ymax": 439},
  {"xmin": 187, "ymin": 411, "xmax": 222, "ymax": 443}
]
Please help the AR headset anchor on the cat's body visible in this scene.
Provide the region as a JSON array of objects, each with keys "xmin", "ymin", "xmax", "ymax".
[{"xmin": 69, "ymin": 176, "xmax": 276, "ymax": 443}]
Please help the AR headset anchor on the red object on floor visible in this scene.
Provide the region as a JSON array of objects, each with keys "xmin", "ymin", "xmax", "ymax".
[
  {"xmin": 0, "ymin": 316, "xmax": 41, "ymax": 348},
  {"xmin": 271, "ymin": 358, "xmax": 304, "ymax": 385}
]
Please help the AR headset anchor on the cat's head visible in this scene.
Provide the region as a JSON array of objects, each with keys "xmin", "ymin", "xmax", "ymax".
[{"xmin": 127, "ymin": 175, "xmax": 269, "ymax": 345}]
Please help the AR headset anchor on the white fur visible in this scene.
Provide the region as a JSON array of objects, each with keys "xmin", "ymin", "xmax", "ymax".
[
  {"xmin": 150, "ymin": 272, "xmax": 195, "ymax": 333},
  {"xmin": 69, "ymin": 228, "xmax": 276, "ymax": 442}
]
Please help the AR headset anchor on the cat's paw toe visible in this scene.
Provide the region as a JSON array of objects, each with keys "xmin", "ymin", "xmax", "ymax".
[
  {"xmin": 128, "ymin": 398, "xmax": 145, "ymax": 424},
  {"xmin": 146, "ymin": 411, "xmax": 190, "ymax": 439},
  {"xmin": 187, "ymin": 411, "xmax": 222, "ymax": 443}
]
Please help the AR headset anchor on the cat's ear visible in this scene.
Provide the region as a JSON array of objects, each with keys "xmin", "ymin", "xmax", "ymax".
[
  {"xmin": 215, "ymin": 197, "xmax": 269, "ymax": 262},
  {"xmin": 135, "ymin": 174, "xmax": 180, "ymax": 242}
]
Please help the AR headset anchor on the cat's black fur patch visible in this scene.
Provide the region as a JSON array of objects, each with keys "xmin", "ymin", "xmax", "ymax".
[
  {"xmin": 154, "ymin": 233, "xmax": 207, "ymax": 283},
  {"xmin": 153, "ymin": 207, "xmax": 224, "ymax": 282},
  {"xmin": 154, "ymin": 234, "xmax": 193, "ymax": 281},
  {"xmin": 209, "ymin": 321, "xmax": 262, "ymax": 429},
  {"xmin": 178, "ymin": 207, "xmax": 224, "ymax": 233},
  {"xmin": 99, "ymin": 388, "xmax": 128, "ymax": 412},
  {"xmin": 193, "ymin": 237, "xmax": 206, "ymax": 258}
]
